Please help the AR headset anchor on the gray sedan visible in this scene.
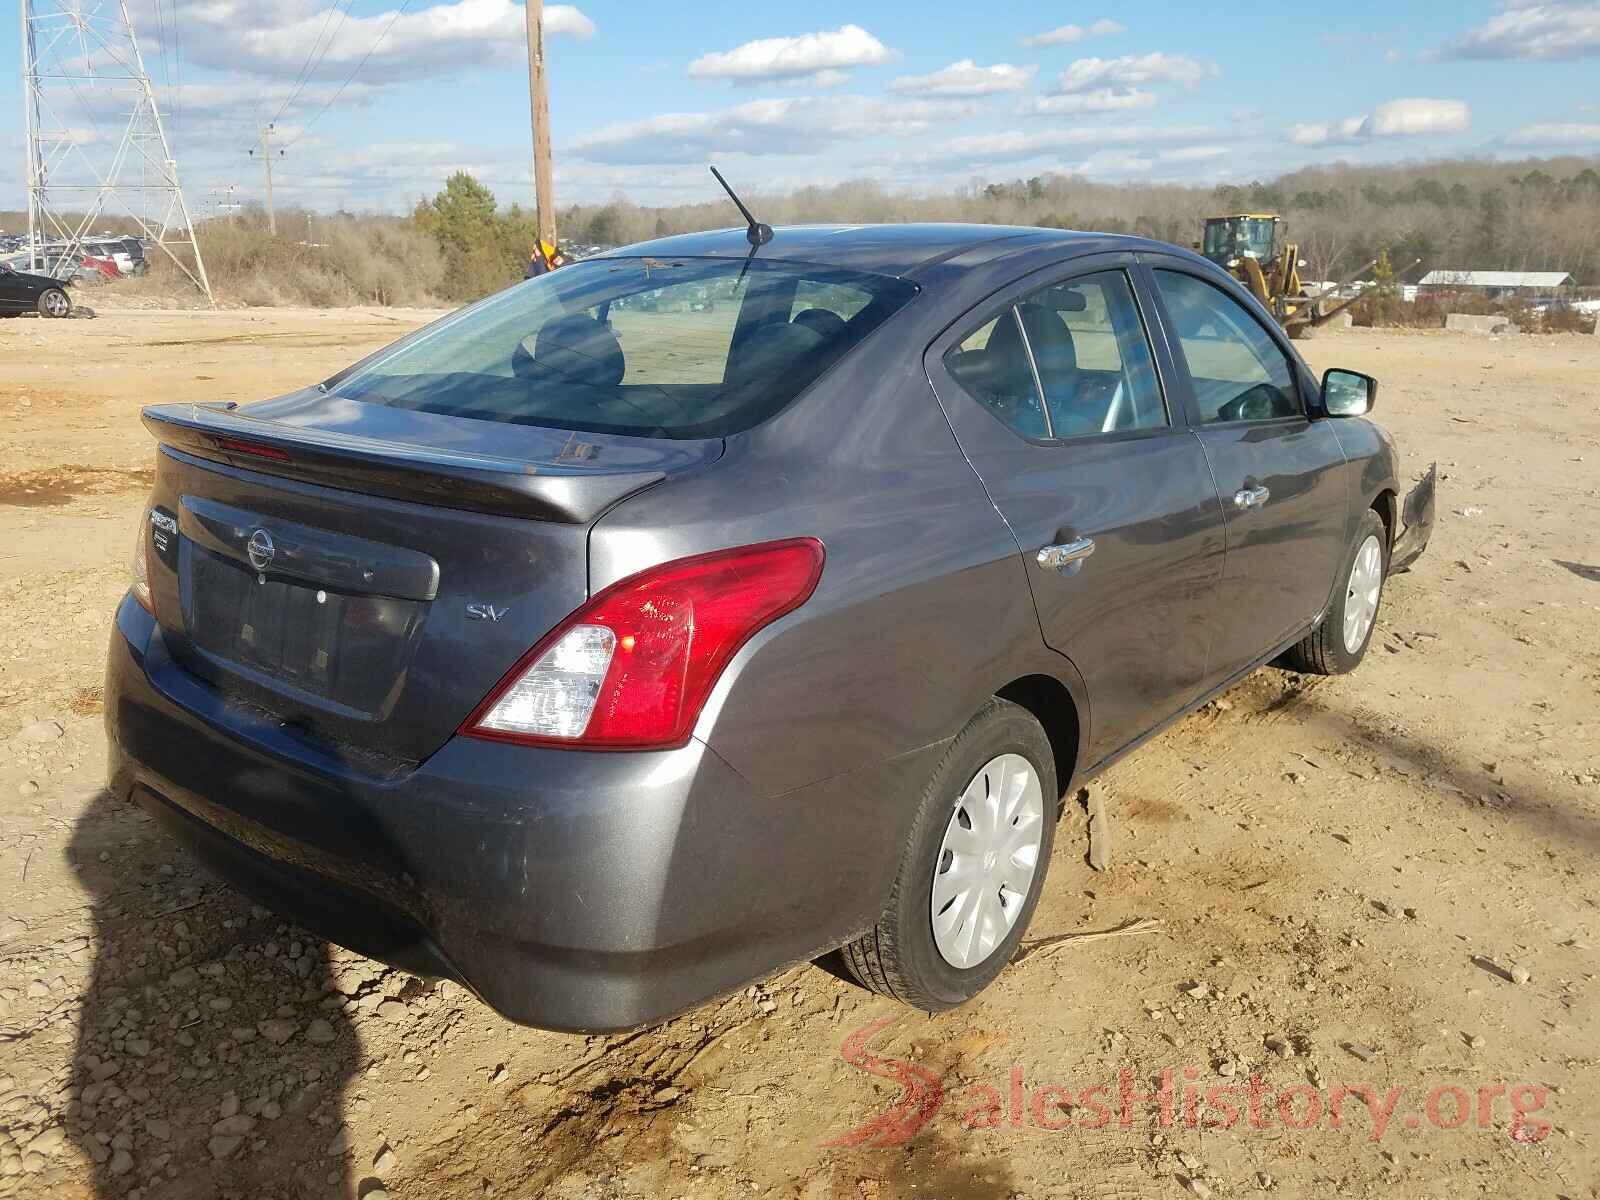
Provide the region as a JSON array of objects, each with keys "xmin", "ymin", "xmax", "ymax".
[{"xmin": 106, "ymin": 223, "xmax": 1434, "ymax": 1030}]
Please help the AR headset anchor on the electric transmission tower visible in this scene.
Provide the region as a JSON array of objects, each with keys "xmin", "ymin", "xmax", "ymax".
[{"xmin": 20, "ymin": 0, "xmax": 213, "ymax": 301}]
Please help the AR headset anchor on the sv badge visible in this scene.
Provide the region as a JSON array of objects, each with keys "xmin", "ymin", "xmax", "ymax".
[{"xmin": 465, "ymin": 603, "xmax": 508, "ymax": 623}]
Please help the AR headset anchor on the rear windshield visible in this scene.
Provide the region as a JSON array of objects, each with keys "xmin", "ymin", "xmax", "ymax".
[{"xmin": 334, "ymin": 256, "xmax": 919, "ymax": 439}]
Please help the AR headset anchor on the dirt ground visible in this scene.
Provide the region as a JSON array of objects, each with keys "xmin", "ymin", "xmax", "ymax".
[{"xmin": 1, "ymin": 306, "xmax": 1597, "ymax": 1200}]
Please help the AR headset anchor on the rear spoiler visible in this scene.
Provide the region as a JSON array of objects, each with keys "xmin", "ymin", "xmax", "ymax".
[{"xmin": 141, "ymin": 403, "xmax": 667, "ymax": 524}]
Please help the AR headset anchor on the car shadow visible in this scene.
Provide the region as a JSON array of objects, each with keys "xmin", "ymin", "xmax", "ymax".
[
  {"xmin": 1554, "ymin": 559, "xmax": 1600, "ymax": 583},
  {"xmin": 1296, "ymin": 696, "xmax": 1600, "ymax": 855},
  {"xmin": 64, "ymin": 790, "xmax": 361, "ymax": 1198}
]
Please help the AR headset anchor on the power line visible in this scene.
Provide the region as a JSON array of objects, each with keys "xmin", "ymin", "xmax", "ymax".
[
  {"xmin": 272, "ymin": 7, "xmax": 340, "ymax": 125},
  {"xmin": 271, "ymin": 0, "xmax": 355, "ymax": 127},
  {"xmin": 171, "ymin": 0, "xmax": 183, "ymax": 132},
  {"xmin": 312, "ymin": 1, "xmax": 358, "ymax": 86},
  {"xmin": 153, "ymin": 0, "xmax": 172, "ymax": 119},
  {"xmin": 281, "ymin": 0, "xmax": 417, "ymax": 151}
]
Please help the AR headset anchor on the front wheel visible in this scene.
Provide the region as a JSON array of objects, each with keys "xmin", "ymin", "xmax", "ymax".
[
  {"xmin": 840, "ymin": 698, "xmax": 1061, "ymax": 1011},
  {"xmin": 1281, "ymin": 509, "xmax": 1388, "ymax": 675},
  {"xmin": 37, "ymin": 288, "xmax": 71, "ymax": 318}
]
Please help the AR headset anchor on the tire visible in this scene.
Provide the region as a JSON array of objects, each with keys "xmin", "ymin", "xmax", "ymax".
[
  {"xmin": 37, "ymin": 288, "xmax": 71, "ymax": 319},
  {"xmin": 1281, "ymin": 509, "xmax": 1388, "ymax": 675},
  {"xmin": 840, "ymin": 698, "xmax": 1060, "ymax": 1011}
]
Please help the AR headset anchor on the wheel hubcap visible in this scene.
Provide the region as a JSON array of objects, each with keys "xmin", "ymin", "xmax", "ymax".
[
  {"xmin": 45, "ymin": 293, "xmax": 66, "ymax": 316},
  {"xmin": 931, "ymin": 752, "xmax": 1045, "ymax": 970},
  {"xmin": 1343, "ymin": 534, "xmax": 1383, "ymax": 653}
]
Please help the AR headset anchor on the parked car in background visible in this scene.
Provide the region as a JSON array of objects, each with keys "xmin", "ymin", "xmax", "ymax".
[
  {"xmin": 79, "ymin": 254, "xmax": 122, "ymax": 282},
  {"xmin": 122, "ymin": 237, "xmax": 150, "ymax": 274},
  {"xmin": 0, "ymin": 261, "xmax": 73, "ymax": 316},
  {"xmin": 106, "ymin": 224, "xmax": 1434, "ymax": 1032},
  {"xmin": 85, "ymin": 238, "xmax": 141, "ymax": 276},
  {"xmin": 23, "ymin": 250, "xmax": 92, "ymax": 285}
]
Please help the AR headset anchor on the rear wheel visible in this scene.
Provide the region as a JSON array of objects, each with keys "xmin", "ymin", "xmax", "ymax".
[
  {"xmin": 1281, "ymin": 509, "xmax": 1387, "ymax": 675},
  {"xmin": 840, "ymin": 698, "xmax": 1059, "ymax": 1010},
  {"xmin": 37, "ymin": 288, "xmax": 71, "ymax": 319}
]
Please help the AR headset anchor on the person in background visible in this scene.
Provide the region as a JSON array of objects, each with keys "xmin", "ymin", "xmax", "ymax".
[{"xmin": 526, "ymin": 238, "xmax": 569, "ymax": 279}]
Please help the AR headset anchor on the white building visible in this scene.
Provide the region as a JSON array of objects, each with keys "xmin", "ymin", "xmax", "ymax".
[{"xmin": 1419, "ymin": 270, "xmax": 1574, "ymax": 299}]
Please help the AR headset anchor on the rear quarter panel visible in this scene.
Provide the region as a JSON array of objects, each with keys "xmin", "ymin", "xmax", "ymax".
[
  {"xmin": 590, "ymin": 339, "xmax": 1071, "ymax": 797},
  {"xmin": 588, "ymin": 325, "xmax": 1084, "ymax": 944}
]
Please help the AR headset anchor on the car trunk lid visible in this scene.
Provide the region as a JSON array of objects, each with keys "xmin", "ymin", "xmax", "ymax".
[{"xmin": 141, "ymin": 392, "xmax": 722, "ymax": 768}]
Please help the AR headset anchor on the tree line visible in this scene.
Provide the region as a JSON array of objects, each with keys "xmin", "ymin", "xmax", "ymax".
[
  {"xmin": 15, "ymin": 154, "xmax": 1595, "ymax": 306},
  {"xmin": 547, "ymin": 155, "xmax": 1600, "ymax": 289}
]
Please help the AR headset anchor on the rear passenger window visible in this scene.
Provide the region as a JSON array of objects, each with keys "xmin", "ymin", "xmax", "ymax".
[
  {"xmin": 943, "ymin": 310, "xmax": 1048, "ymax": 439},
  {"xmin": 943, "ymin": 271, "xmax": 1167, "ymax": 442},
  {"xmin": 1022, "ymin": 271, "xmax": 1167, "ymax": 437},
  {"xmin": 1153, "ymin": 270, "xmax": 1301, "ymax": 423}
]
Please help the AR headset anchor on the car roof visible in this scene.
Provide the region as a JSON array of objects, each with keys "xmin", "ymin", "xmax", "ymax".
[{"xmin": 609, "ymin": 223, "xmax": 1167, "ymax": 279}]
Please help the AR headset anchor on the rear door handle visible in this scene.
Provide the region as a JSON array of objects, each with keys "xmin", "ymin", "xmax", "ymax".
[
  {"xmin": 1037, "ymin": 537, "xmax": 1096, "ymax": 574},
  {"xmin": 1232, "ymin": 485, "xmax": 1270, "ymax": 510}
]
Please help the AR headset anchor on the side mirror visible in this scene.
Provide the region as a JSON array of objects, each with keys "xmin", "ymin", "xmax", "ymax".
[{"xmin": 1320, "ymin": 368, "xmax": 1377, "ymax": 417}]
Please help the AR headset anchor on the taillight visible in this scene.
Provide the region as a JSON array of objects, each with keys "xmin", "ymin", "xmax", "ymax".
[
  {"xmin": 132, "ymin": 506, "xmax": 154, "ymax": 613},
  {"xmin": 464, "ymin": 538, "xmax": 825, "ymax": 750}
]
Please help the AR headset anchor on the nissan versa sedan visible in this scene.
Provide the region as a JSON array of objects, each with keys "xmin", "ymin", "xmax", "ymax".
[{"xmin": 106, "ymin": 224, "xmax": 1435, "ymax": 1031}]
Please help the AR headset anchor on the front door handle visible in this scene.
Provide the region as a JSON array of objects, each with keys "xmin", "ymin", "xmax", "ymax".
[
  {"xmin": 1037, "ymin": 537, "xmax": 1096, "ymax": 574},
  {"xmin": 1232, "ymin": 485, "xmax": 1270, "ymax": 510}
]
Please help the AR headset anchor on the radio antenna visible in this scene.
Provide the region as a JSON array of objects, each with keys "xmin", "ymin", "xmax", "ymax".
[{"xmin": 710, "ymin": 166, "xmax": 774, "ymax": 247}]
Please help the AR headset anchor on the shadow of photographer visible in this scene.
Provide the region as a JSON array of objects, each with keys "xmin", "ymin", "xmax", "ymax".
[{"xmin": 64, "ymin": 789, "xmax": 364, "ymax": 1199}]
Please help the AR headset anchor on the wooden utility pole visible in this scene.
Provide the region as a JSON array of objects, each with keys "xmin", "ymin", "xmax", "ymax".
[
  {"xmin": 524, "ymin": 0, "xmax": 556, "ymax": 246},
  {"xmin": 252, "ymin": 122, "xmax": 279, "ymax": 235}
]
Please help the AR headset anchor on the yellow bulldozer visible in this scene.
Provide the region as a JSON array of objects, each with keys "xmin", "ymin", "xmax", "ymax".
[{"xmin": 1198, "ymin": 213, "xmax": 1416, "ymax": 339}]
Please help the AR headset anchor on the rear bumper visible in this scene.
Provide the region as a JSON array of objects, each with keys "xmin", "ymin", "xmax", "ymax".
[
  {"xmin": 1390, "ymin": 462, "xmax": 1436, "ymax": 573},
  {"xmin": 106, "ymin": 595, "xmax": 914, "ymax": 1031}
]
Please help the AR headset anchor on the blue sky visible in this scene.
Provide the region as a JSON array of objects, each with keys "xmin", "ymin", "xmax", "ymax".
[{"xmin": 4, "ymin": 0, "xmax": 1599, "ymax": 217}]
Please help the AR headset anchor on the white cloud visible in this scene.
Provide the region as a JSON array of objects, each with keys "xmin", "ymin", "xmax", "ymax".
[
  {"xmin": 1055, "ymin": 52, "xmax": 1218, "ymax": 93},
  {"xmin": 1017, "ymin": 88, "xmax": 1157, "ymax": 116},
  {"xmin": 570, "ymin": 94, "xmax": 978, "ymax": 164},
  {"xmin": 890, "ymin": 60, "xmax": 1036, "ymax": 96},
  {"xmin": 1286, "ymin": 98, "xmax": 1470, "ymax": 145},
  {"xmin": 1438, "ymin": 1, "xmax": 1600, "ymax": 61},
  {"xmin": 1158, "ymin": 144, "xmax": 1229, "ymax": 162},
  {"xmin": 1020, "ymin": 18, "xmax": 1126, "ymax": 48},
  {"xmin": 1287, "ymin": 117, "xmax": 1365, "ymax": 146},
  {"xmin": 686, "ymin": 25, "xmax": 895, "ymax": 86},
  {"xmin": 903, "ymin": 123, "xmax": 1218, "ymax": 167},
  {"xmin": 1072, "ymin": 151, "xmax": 1154, "ymax": 175},
  {"xmin": 19, "ymin": 70, "xmax": 381, "ymax": 161},
  {"xmin": 199, "ymin": 143, "xmax": 791, "ymax": 213},
  {"xmin": 1056, "ymin": 146, "xmax": 1238, "ymax": 180},
  {"xmin": 1505, "ymin": 121, "xmax": 1600, "ymax": 145},
  {"xmin": 126, "ymin": 0, "xmax": 594, "ymax": 85},
  {"xmin": 1366, "ymin": 97, "xmax": 1472, "ymax": 136}
]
